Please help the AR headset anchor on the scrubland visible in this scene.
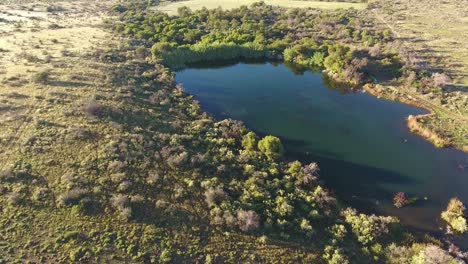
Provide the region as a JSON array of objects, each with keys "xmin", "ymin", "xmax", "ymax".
[
  {"xmin": 155, "ymin": 0, "xmax": 366, "ymax": 15},
  {"xmin": 0, "ymin": 0, "xmax": 467, "ymax": 263}
]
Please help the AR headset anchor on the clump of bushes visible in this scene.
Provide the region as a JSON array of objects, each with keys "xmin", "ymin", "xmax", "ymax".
[
  {"xmin": 57, "ymin": 188, "xmax": 89, "ymax": 207},
  {"xmin": 154, "ymin": 41, "xmax": 269, "ymax": 69},
  {"xmin": 323, "ymin": 245, "xmax": 349, "ymax": 264},
  {"xmin": 342, "ymin": 208, "xmax": 398, "ymax": 245},
  {"xmin": 111, "ymin": 194, "xmax": 132, "ymax": 220},
  {"xmin": 441, "ymin": 197, "xmax": 468, "ymax": 233}
]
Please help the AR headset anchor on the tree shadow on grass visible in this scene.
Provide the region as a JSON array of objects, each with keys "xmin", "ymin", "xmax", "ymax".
[{"xmin": 47, "ymin": 80, "xmax": 88, "ymax": 88}]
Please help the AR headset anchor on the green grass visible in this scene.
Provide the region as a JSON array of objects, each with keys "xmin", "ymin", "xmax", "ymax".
[{"xmin": 155, "ymin": 0, "xmax": 367, "ymax": 15}]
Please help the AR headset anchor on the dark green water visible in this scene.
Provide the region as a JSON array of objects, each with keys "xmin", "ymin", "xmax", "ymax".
[{"xmin": 176, "ymin": 62, "xmax": 468, "ymax": 240}]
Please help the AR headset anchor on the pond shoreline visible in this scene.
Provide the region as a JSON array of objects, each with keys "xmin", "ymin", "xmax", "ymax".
[
  {"xmin": 180, "ymin": 57, "xmax": 463, "ymax": 152},
  {"xmin": 363, "ymin": 83, "xmax": 458, "ymax": 150}
]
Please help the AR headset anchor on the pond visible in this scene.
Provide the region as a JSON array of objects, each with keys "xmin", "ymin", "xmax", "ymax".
[{"xmin": 176, "ymin": 61, "xmax": 468, "ymax": 242}]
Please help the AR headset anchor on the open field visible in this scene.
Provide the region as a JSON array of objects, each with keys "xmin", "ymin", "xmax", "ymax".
[
  {"xmin": 0, "ymin": 0, "xmax": 115, "ymax": 162},
  {"xmin": 367, "ymin": 0, "xmax": 468, "ymax": 151},
  {"xmin": 155, "ymin": 0, "xmax": 366, "ymax": 15},
  {"xmin": 370, "ymin": 0, "xmax": 468, "ymax": 87}
]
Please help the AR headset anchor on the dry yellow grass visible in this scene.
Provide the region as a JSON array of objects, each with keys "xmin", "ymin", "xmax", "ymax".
[
  {"xmin": 0, "ymin": 0, "xmax": 117, "ymax": 170},
  {"xmin": 155, "ymin": 0, "xmax": 366, "ymax": 15},
  {"xmin": 407, "ymin": 114, "xmax": 449, "ymax": 148},
  {"xmin": 370, "ymin": 0, "xmax": 468, "ymax": 86}
]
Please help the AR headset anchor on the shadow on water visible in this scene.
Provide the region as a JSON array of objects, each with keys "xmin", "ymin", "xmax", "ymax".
[
  {"xmin": 186, "ymin": 58, "xmax": 275, "ymax": 70},
  {"xmin": 282, "ymin": 137, "xmax": 417, "ymax": 208}
]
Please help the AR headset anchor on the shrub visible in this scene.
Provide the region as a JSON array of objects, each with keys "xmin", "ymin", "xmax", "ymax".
[
  {"xmin": 411, "ymin": 245, "xmax": 460, "ymax": 264},
  {"xmin": 111, "ymin": 194, "xmax": 132, "ymax": 220},
  {"xmin": 310, "ymin": 52, "xmax": 325, "ymax": 67},
  {"xmin": 112, "ymin": 4, "xmax": 127, "ymax": 13},
  {"xmin": 329, "ymin": 224, "xmax": 347, "ymax": 240},
  {"xmin": 204, "ymin": 187, "xmax": 226, "ymax": 207},
  {"xmin": 393, "ymin": 192, "xmax": 408, "ymax": 208},
  {"xmin": 82, "ymin": 100, "xmax": 103, "ymax": 118},
  {"xmin": 32, "ymin": 71, "xmax": 49, "ymax": 84},
  {"xmin": 258, "ymin": 135, "xmax": 283, "ymax": 160},
  {"xmin": 446, "ymin": 198, "xmax": 465, "ymax": 218},
  {"xmin": 237, "ymin": 209, "xmax": 260, "ymax": 231},
  {"xmin": 431, "ymin": 72, "xmax": 451, "ymax": 88},
  {"xmin": 46, "ymin": 5, "xmax": 65, "ymax": 12},
  {"xmin": 159, "ymin": 248, "xmax": 173, "ymax": 263},
  {"xmin": 301, "ymin": 162, "xmax": 320, "ymax": 184},
  {"xmin": 57, "ymin": 188, "xmax": 88, "ymax": 207},
  {"xmin": 6, "ymin": 192, "xmax": 21, "ymax": 205},
  {"xmin": 323, "ymin": 246, "xmax": 349, "ymax": 264},
  {"xmin": 111, "ymin": 194, "xmax": 129, "ymax": 210},
  {"xmin": 384, "ymin": 243, "xmax": 413, "ymax": 264},
  {"xmin": 241, "ymin": 132, "xmax": 258, "ymax": 152},
  {"xmin": 343, "ymin": 208, "xmax": 398, "ymax": 245},
  {"xmin": 323, "ymin": 44, "xmax": 352, "ymax": 78},
  {"xmin": 69, "ymin": 247, "xmax": 86, "ymax": 261},
  {"xmin": 441, "ymin": 197, "xmax": 468, "ymax": 233},
  {"xmin": 368, "ymin": 45, "xmax": 381, "ymax": 57}
]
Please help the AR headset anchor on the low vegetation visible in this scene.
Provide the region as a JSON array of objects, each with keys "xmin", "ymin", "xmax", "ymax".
[
  {"xmin": 441, "ymin": 198, "xmax": 468, "ymax": 234},
  {"xmin": 0, "ymin": 0, "xmax": 466, "ymax": 263}
]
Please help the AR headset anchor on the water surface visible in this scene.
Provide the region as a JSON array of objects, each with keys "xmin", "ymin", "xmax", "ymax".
[{"xmin": 176, "ymin": 62, "xmax": 468, "ymax": 240}]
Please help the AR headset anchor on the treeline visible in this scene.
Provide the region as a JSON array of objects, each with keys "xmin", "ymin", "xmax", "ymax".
[
  {"xmin": 113, "ymin": 1, "xmax": 402, "ymax": 84},
  {"xmin": 152, "ymin": 41, "xmax": 269, "ymax": 69}
]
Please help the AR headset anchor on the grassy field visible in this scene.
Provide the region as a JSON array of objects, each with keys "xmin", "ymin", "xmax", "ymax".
[
  {"xmin": 368, "ymin": 0, "xmax": 468, "ymax": 151},
  {"xmin": 370, "ymin": 0, "xmax": 468, "ymax": 87},
  {"xmin": 155, "ymin": 0, "xmax": 367, "ymax": 15}
]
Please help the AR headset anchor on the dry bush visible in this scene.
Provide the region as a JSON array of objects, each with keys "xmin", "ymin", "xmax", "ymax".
[
  {"xmin": 236, "ymin": 209, "xmax": 260, "ymax": 231},
  {"xmin": 82, "ymin": 100, "xmax": 103, "ymax": 118},
  {"xmin": 46, "ymin": 5, "xmax": 65, "ymax": 12},
  {"xmin": 31, "ymin": 70, "xmax": 50, "ymax": 84},
  {"xmin": 19, "ymin": 52, "xmax": 41, "ymax": 63},
  {"xmin": 368, "ymin": 45, "xmax": 381, "ymax": 57},
  {"xmin": 431, "ymin": 72, "xmax": 451, "ymax": 88},
  {"xmin": 57, "ymin": 188, "xmax": 89, "ymax": 206}
]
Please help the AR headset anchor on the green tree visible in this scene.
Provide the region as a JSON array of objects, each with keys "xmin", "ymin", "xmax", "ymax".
[
  {"xmin": 323, "ymin": 44, "xmax": 352, "ymax": 77},
  {"xmin": 242, "ymin": 132, "xmax": 258, "ymax": 151},
  {"xmin": 151, "ymin": 42, "xmax": 173, "ymax": 58},
  {"xmin": 258, "ymin": 135, "xmax": 283, "ymax": 160}
]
